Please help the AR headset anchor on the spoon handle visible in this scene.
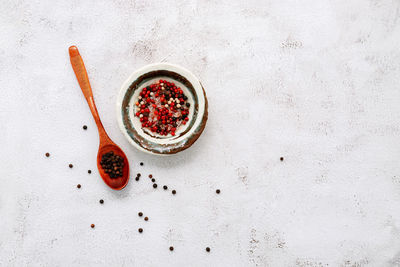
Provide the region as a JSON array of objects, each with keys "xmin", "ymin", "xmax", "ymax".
[{"xmin": 69, "ymin": 45, "xmax": 109, "ymax": 141}]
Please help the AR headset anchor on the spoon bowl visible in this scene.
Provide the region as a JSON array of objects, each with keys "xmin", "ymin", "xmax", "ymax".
[
  {"xmin": 69, "ymin": 45, "xmax": 130, "ymax": 190},
  {"xmin": 97, "ymin": 142, "xmax": 130, "ymax": 190}
]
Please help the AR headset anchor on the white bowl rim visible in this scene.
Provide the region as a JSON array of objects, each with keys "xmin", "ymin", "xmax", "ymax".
[{"xmin": 116, "ymin": 62, "xmax": 206, "ymax": 155}]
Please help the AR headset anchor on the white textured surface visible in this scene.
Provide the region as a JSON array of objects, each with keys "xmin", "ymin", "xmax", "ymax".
[{"xmin": 1, "ymin": 0, "xmax": 400, "ymax": 266}]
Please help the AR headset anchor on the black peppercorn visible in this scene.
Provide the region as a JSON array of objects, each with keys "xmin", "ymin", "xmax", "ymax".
[
  {"xmin": 280, "ymin": 157, "xmax": 284, "ymax": 161},
  {"xmin": 206, "ymin": 247, "xmax": 210, "ymax": 252},
  {"xmin": 151, "ymin": 178, "xmax": 155, "ymax": 182},
  {"xmin": 138, "ymin": 228, "xmax": 143, "ymax": 233},
  {"xmin": 163, "ymin": 185, "xmax": 168, "ymax": 190},
  {"xmin": 153, "ymin": 183, "xmax": 158, "ymax": 188},
  {"xmin": 138, "ymin": 212, "xmax": 143, "ymax": 217},
  {"xmin": 169, "ymin": 246, "xmax": 174, "ymax": 251},
  {"xmin": 83, "ymin": 125, "xmax": 87, "ymax": 130},
  {"xmin": 99, "ymin": 199, "xmax": 104, "ymax": 204},
  {"xmin": 144, "ymin": 217, "xmax": 148, "ymax": 221},
  {"xmin": 140, "ymin": 162, "xmax": 144, "ymax": 166},
  {"xmin": 100, "ymin": 151, "xmax": 124, "ymax": 178},
  {"xmin": 172, "ymin": 190, "xmax": 176, "ymax": 195},
  {"xmin": 216, "ymin": 189, "xmax": 221, "ymax": 194},
  {"xmin": 69, "ymin": 164, "xmax": 73, "ymax": 168},
  {"xmin": 135, "ymin": 177, "xmax": 139, "ymax": 181},
  {"xmin": 77, "ymin": 184, "xmax": 81, "ymax": 189},
  {"xmin": 45, "ymin": 152, "xmax": 50, "ymax": 157}
]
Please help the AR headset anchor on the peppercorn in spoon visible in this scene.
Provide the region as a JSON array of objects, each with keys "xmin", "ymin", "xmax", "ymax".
[{"xmin": 69, "ymin": 45, "xmax": 129, "ymax": 190}]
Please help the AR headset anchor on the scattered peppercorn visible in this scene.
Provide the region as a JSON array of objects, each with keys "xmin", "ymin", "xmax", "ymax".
[
  {"xmin": 88, "ymin": 169, "xmax": 91, "ymax": 174},
  {"xmin": 77, "ymin": 184, "xmax": 81, "ymax": 188},
  {"xmin": 169, "ymin": 246, "xmax": 174, "ymax": 251},
  {"xmin": 91, "ymin": 224, "xmax": 95, "ymax": 228},
  {"xmin": 45, "ymin": 152, "xmax": 50, "ymax": 157},
  {"xmin": 206, "ymin": 247, "xmax": 210, "ymax": 252},
  {"xmin": 153, "ymin": 183, "xmax": 158, "ymax": 188},
  {"xmin": 135, "ymin": 177, "xmax": 140, "ymax": 181},
  {"xmin": 163, "ymin": 185, "xmax": 168, "ymax": 190},
  {"xmin": 140, "ymin": 162, "xmax": 144, "ymax": 166},
  {"xmin": 83, "ymin": 125, "xmax": 87, "ymax": 130},
  {"xmin": 149, "ymin": 174, "xmax": 153, "ymax": 178},
  {"xmin": 216, "ymin": 189, "xmax": 221, "ymax": 194},
  {"xmin": 100, "ymin": 151, "xmax": 124, "ymax": 178},
  {"xmin": 280, "ymin": 157, "xmax": 284, "ymax": 161},
  {"xmin": 172, "ymin": 190, "xmax": 176, "ymax": 195},
  {"xmin": 138, "ymin": 212, "xmax": 143, "ymax": 217},
  {"xmin": 144, "ymin": 217, "xmax": 148, "ymax": 221},
  {"xmin": 151, "ymin": 178, "xmax": 155, "ymax": 182},
  {"xmin": 69, "ymin": 164, "xmax": 73, "ymax": 168},
  {"xmin": 138, "ymin": 228, "xmax": 143, "ymax": 233},
  {"xmin": 99, "ymin": 199, "xmax": 104, "ymax": 204},
  {"xmin": 137, "ymin": 173, "xmax": 141, "ymax": 177}
]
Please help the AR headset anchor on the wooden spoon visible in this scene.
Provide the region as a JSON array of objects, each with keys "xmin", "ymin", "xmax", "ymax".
[{"xmin": 69, "ymin": 45, "xmax": 129, "ymax": 190}]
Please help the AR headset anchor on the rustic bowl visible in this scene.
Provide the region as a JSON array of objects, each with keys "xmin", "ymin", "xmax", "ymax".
[{"xmin": 116, "ymin": 63, "xmax": 208, "ymax": 155}]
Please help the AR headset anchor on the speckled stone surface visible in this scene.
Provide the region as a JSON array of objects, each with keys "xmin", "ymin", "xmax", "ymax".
[{"xmin": 1, "ymin": 0, "xmax": 400, "ymax": 266}]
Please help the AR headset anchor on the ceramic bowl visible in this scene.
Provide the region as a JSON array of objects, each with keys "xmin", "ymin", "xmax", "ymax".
[{"xmin": 116, "ymin": 63, "xmax": 208, "ymax": 155}]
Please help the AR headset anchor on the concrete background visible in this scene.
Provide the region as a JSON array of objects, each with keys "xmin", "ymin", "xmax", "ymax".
[{"xmin": 1, "ymin": 0, "xmax": 400, "ymax": 266}]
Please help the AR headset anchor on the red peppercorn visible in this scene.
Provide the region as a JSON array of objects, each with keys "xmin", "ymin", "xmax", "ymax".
[{"xmin": 135, "ymin": 80, "xmax": 189, "ymax": 136}]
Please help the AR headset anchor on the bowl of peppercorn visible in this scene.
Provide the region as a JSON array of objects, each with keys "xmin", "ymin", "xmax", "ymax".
[{"xmin": 116, "ymin": 63, "xmax": 208, "ymax": 155}]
